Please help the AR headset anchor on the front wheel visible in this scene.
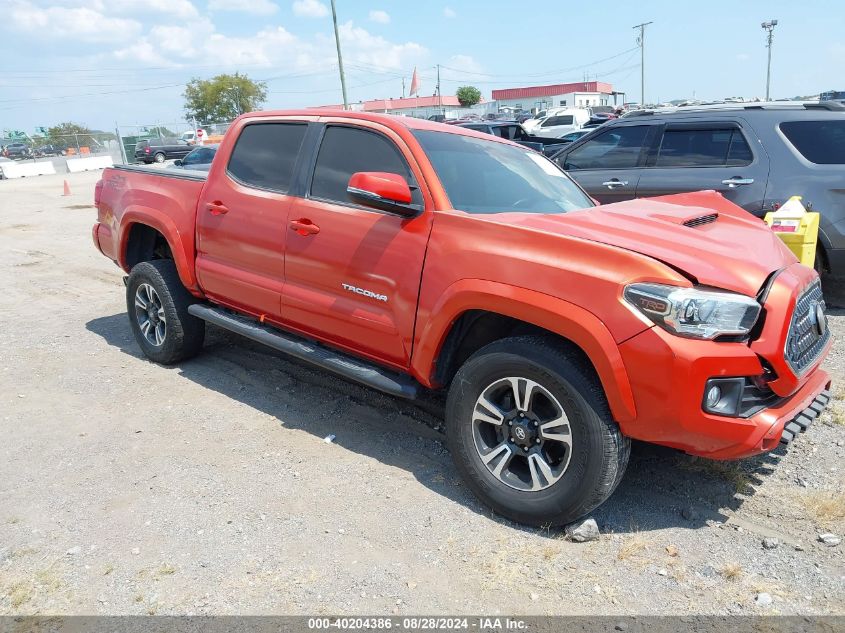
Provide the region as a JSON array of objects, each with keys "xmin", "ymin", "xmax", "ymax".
[
  {"xmin": 446, "ymin": 336, "xmax": 630, "ymax": 526},
  {"xmin": 126, "ymin": 260, "xmax": 205, "ymax": 364}
]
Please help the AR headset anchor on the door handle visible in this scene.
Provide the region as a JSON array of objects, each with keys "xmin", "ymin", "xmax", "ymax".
[
  {"xmin": 205, "ymin": 201, "xmax": 229, "ymax": 215},
  {"xmin": 290, "ymin": 218, "xmax": 320, "ymax": 236},
  {"xmin": 601, "ymin": 179, "xmax": 628, "ymax": 189},
  {"xmin": 722, "ymin": 177, "xmax": 755, "ymax": 188}
]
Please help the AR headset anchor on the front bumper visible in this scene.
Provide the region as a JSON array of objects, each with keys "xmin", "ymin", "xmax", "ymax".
[{"xmin": 617, "ymin": 320, "xmax": 831, "ymax": 460}]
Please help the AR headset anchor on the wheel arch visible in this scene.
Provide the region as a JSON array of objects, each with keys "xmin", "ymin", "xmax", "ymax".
[
  {"xmin": 412, "ymin": 280, "xmax": 638, "ymax": 424},
  {"xmin": 119, "ymin": 208, "xmax": 200, "ymax": 293}
]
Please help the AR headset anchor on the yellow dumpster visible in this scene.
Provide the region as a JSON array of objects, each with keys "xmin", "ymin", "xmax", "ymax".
[{"xmin": 764, "ymin": 196, "xmax": 820, "ymax": 268}]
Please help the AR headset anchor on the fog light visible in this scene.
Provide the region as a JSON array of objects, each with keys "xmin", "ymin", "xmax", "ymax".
[
  {"xmin": 705, "ymin": 385, "xmax": 722, "ymax": 408},
  {"xmin": 702, "ymin": 377, "xmax": 745, "ymax": 416}
]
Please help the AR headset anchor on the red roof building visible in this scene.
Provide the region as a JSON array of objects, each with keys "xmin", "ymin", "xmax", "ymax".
[{"xmin": 492, "ymin": 81, "xmax": 613, "ymax": 101}]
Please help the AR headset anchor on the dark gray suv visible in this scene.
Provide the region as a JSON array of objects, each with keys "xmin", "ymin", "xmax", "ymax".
[{"xmin": 552, "ymin": 102, "xmax": 845, "ymax": 275}]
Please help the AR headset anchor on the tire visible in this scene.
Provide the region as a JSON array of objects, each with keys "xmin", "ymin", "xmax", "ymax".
[
  {"xmin": 126, "ymin": 260, "xmax": 205, "ymax": 364},
  {"xmin": 154, "ymin": 152, "xmax": 166, "ymax": 163},
  {"xmin": 446, "ymin": 335, "xmax": 630, "ymax": 527}
]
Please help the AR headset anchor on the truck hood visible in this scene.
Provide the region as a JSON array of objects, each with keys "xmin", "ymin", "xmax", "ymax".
[{"xmin": 495, "ymin": 191, "xmax": 797, "ymax": 296}]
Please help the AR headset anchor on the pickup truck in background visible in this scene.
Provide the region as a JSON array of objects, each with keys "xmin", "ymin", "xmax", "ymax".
[{"xmin": 93, "ymin": 110, "xmax": 832, "ymax": 526}]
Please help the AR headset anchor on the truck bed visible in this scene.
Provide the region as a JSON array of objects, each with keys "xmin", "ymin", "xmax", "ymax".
[{"xmin": 93, "ymin": 164, "xmax": 207, "ymax": 291}]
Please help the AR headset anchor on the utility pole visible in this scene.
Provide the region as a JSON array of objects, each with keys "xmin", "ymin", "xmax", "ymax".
[
  {"xmin": 761, "ymin": 20, "xmax": 778, "ymax": 101},
  {"xmin": 330, "ymin": 0, "xmax": 349, "ymax": 109},
  {"xmin": 402, "ymin": 76, "xmax": 405, "ymax": 99},
  {"xmin": 633, "ymin": 21, "xmax": 653, "ymax": 106},
  {"xmin": 436, "ymin": 64, "xmax": 443, "ymax": 115}
]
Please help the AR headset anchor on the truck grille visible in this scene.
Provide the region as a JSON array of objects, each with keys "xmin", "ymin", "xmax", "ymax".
[{"xmin": 784, "ymin": 281, "xmax": 830, "ymax": 375}]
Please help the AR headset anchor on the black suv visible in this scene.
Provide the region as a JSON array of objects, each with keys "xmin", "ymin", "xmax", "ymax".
[
  {"xmin": 552, "ymin": 102, "xmax": 845, "ymax": 274},
  {"xmin": 134, "ymin": 138, "xmax": 192, "ymax": 164}
]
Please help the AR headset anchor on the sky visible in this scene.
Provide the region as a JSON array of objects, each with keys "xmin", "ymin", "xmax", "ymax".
[{"xmin": 1, "ymin": 0, "xmax": 843, "ymax": 133}]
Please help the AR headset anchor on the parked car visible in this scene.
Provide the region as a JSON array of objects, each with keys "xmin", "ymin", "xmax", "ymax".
[
  {"xmin": 551, "ymin": 101, "xmax": 845, "ymax": 275},
  {"xmin": 455, "ymin": 121, "xmax": 569, "ymax": 156},
  {"xmin": 34, "ymin": 144, "xmax": 65, "ymax": 157},
  {"xmin": 93, "ymin": 109, "xmax": 831, "ymax": 527},
  {"xmin": 169, "ymin": 144, "xmax": 218, "ymax": 172},
  {"xmin": 530, "ymin": 109, "xmax": 592, "ymax": 138},
  {"xmin": 4, "ymin": 142, "xmax": 32, "ymax": 159},
  {"xmin": 134, "ymin": 138, "xmax": 193, "ymax": 164},
  {"xmin": 181, "ymin": 129, "xmax": 206, "ymax": 145}
]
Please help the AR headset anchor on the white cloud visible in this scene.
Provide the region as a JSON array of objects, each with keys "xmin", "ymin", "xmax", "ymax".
[
  {"xmin": 113, "ymin": 19, "xmax": 427, "ymax": 92},
  {"xmin": 208, "ymin": 0, "xmax": 279, "ymax": 15},
  {"xmin": 368, "ymin": 9, "xmax": 390, "ymax": 24},
  {"xmin": 292, "ymin": 0, "xmax": 328, "ymax": 18},
  {"xmin": 443, "ymin": 6, "xmax": 456, "ymax": 18},
  {"xmin": 447, "ymin": 54, "xmax": 482, "ymax": 74},
  {"xmin": 108, "ymin": 0, "xmax": 199, "ymax": 19},
  {"xmin": 9, "ymin": 1, "xmax": 142, "ymax": 43}
]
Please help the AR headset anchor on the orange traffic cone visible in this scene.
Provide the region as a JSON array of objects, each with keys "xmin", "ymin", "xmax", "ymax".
[{"xmin": 62, "ymin": 180, "xmax": 71, "ymax": 196}]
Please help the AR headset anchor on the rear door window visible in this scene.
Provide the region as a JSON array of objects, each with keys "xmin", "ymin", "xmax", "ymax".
[
  {"xmin": 655, "ymin": 128, "xmax": 752, "ymax": 167},
  {"xmin": 227, "ymin": 122, "xmax": 307, "ymax": 192},
  {"xmin": 780, "ymin": 120, "xmax": 845, "ymax": 164},
  {"xmin": 561, "ymin": 125, "xmax": 650, "ymax": 170},
  {"xmin": 541, "ymin": 116, "xmax": 574, "ymax": 127}
]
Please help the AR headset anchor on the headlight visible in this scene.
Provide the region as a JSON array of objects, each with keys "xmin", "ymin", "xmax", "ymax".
[{"xmin": 623, "ymin": 283, "xmax": 761, "ymax": 339}]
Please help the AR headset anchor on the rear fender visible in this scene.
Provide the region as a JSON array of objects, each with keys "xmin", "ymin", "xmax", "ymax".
[
  {"xmin": 412, "ymin": 279, "xmax": 638, "ymax": 424},
  {"xmin": 119, "ymin": 206, "xmax": 199, "ymax": 293}
]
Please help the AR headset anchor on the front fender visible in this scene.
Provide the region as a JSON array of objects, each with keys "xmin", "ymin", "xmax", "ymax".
[
  {"xmin": 412, "ymin": 279, "xmax": 639, "ymax": 424},
  {"xmin": 119, "ymin": 206, "xmax": 199, "ymax": 293}
]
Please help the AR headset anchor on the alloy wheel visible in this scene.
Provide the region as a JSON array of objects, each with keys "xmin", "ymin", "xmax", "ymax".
[
  {"xmin": 134, "ymin": 283, "xmax": 167, "ymax": 346},
  {"xmin": 471, "ymin": 376, "xmax": 573, "ymax": 491}
]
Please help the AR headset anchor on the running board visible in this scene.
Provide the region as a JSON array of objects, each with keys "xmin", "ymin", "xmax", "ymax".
[{"xmin": 188, "ymin": 304, "xmax": 420, "ymax": 400}]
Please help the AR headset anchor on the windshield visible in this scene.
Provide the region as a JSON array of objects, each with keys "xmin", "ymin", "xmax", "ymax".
[{"xmin": 414, "ymin": 130, "xmax": 594, "ymax": 215}]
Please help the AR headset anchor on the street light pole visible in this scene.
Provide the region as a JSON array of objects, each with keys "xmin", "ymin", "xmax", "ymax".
[
  {"xmin": 761, "ymin": 19, "xmax": 778, "ymax": 101},
  {"xmin": 330, "ymin": 0, "xmax": 349, "ymax": 109},
  {"xmin": 633, "ymin": 21, "xmax": 653, "ymax": 106}
]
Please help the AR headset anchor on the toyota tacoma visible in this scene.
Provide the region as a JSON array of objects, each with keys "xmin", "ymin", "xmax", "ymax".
[{"xmin": 93, "ymin": 110, "xmax": 833, "ymax": 526}]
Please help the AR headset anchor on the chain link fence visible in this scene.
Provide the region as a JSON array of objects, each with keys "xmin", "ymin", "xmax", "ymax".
[{"xmin": 115, "ymin": 121, "xmax": 233, "ymax": 164}]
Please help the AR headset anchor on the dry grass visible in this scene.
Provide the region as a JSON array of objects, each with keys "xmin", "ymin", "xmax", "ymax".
[
  {"xmin": 799, "ymin": 490, "xmax": 845, "ymax": 528},
  {"xmin": 665, "ymin": 544, "xmax": 679, "ymax": 557},
  {"xmin": 541, "ymin": 545, "xmax": 560, "ymax": 561},
  {"xmin": 6, "ymin": 581, "xmax": 34, "ymax": 608},
  {"xmin": 678, "ymin": 457, "xmax": 753, "ymax": 494},
  {"xmin": 720, "ymin": 562, "xmax": 743, "ymax": 581},
  {"xmin": 134, "ymin": 594, "xmax": 144, "ymax": 603},
  {"xmin": 157, "ymin": 563, "xmax": 177, "ymax": 576},
  {"xmin": 617, "ymin": 534, "xmax": 649, "ymax": 561},
  {"xmin": 103, "ymin": 564, "xmax": 114, "ymax": 576}
]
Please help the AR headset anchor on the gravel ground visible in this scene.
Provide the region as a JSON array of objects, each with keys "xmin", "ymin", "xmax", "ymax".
[{"xmin": 0, "ymin": 171, "xmax": 843, "ymax": 616}]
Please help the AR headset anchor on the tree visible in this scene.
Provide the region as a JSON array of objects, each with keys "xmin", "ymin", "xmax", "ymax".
[
  {"xmin": 183, "ymin": 73, "xmax": 268, "ymax": 123},
  {"xmin": 46, "ymin": 122, "xmax": 93, "ymax": 149},
  {"xmin": 456, "ymin": 85, "xmax": 482, "ymax": 107}
]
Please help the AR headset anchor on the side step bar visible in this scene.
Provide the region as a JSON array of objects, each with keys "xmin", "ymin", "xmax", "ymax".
[{"xmin": 188, "ymin": 304, "xmax": 421, "ymax": 400}]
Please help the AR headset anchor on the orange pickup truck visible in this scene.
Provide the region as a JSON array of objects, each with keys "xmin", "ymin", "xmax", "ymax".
[{"xmin": 93, "ymin": 110, "xmax": 832, "ymax": 526}]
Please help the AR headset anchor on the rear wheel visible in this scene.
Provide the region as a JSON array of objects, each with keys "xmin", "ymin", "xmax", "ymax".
[
  {"xmin": 154, "ymin": 152, "xmax": 166, "ymax": 163},
  {"xmin": 446, "ymin": 336, "xmax": 630, "ymax": 526},
  {"xmin": 126, "ymin": 260, "xmax": 205, "ymax": 364}
]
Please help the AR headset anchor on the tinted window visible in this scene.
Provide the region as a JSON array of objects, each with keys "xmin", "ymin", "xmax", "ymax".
[
  {"xmin": 562, "ymin": 125, "xmax": 649, "ymax": 170},
  {"xmin": 414, "ymin": 130, "xmax": 593, "ymax": 215},
  {"xmin": 228, "ymin": 123, "xmax": 307, "ymax": 192},
  {"xmin": 780, "ymin": 120, "xmax": 845, "ymax": 164},
  {"xmin": 656, "ymin": 128, "xmax": 752, "ymax": 167},
  {"xmin": 542, "ymin": 116, "xmax": 574, "ymax": 127},
  {"xmin": 311, "ymin": 126, "xmax": 417, "ymax": 204},
  {"xmin": 184, "ymin": 147, "xmax": 217, "ymax": 165}
]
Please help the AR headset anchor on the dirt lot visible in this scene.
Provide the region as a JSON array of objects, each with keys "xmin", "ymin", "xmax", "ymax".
[{"xmin": 1, "ymin": 170, "xmax": 844, "ymax": 616}]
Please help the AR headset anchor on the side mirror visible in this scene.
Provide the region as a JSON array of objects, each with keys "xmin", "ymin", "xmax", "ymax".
[
  {"xmin": 174, "ymin": 159, "xmax": 183, "ymax": 166},
  {"xmin": 347, "ymin": 172, "xmax": 421, "ymax": 217}
]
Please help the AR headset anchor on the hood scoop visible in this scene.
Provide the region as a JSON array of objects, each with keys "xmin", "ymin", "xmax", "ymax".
[{"xmin": 682, "ymin": 213, "xmax": 719, "ymax": 228}]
